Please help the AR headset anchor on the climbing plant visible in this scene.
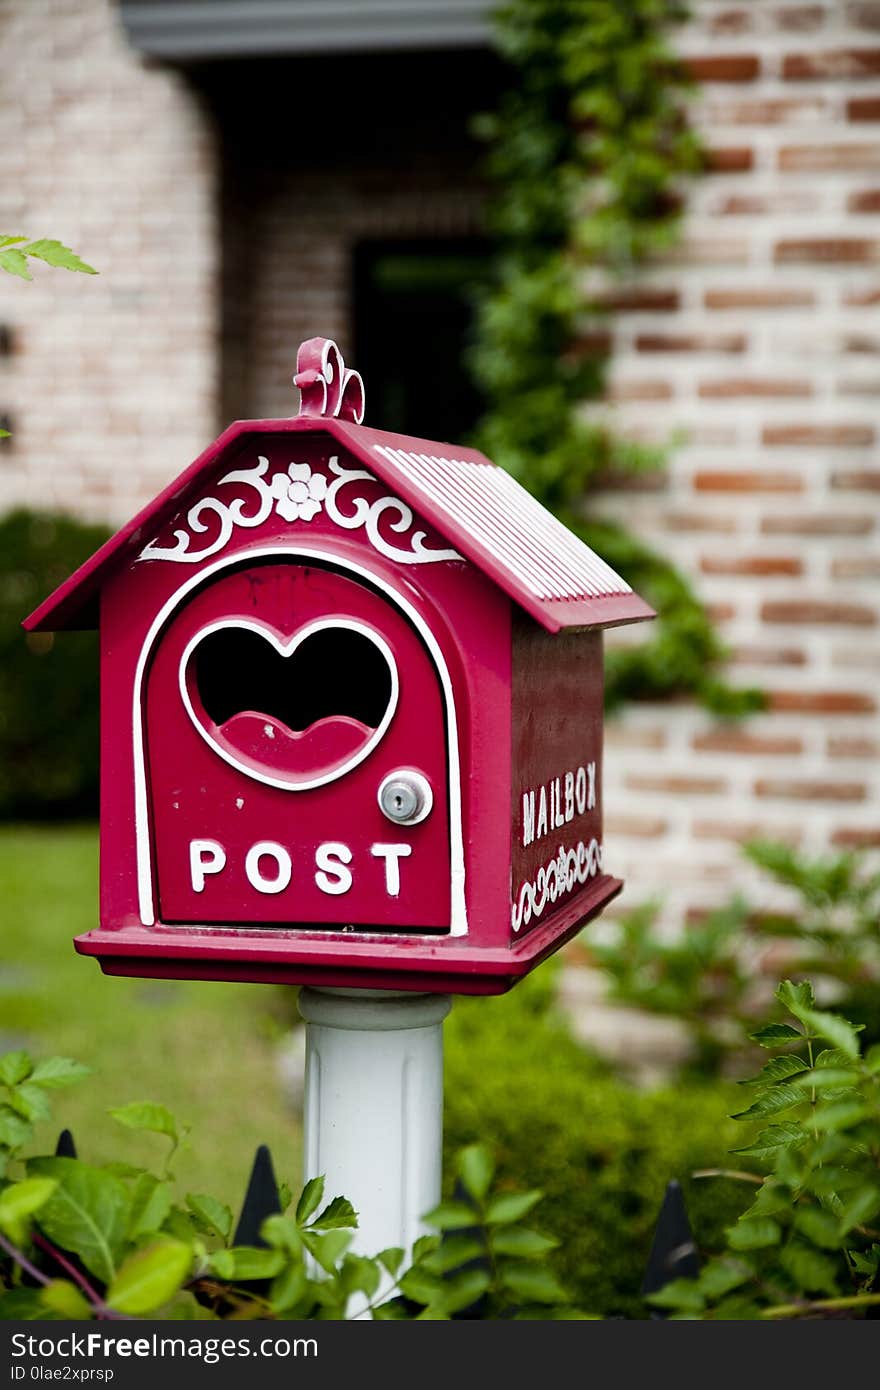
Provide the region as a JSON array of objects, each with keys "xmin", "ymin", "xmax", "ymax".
[{"xmin": 472, "ymin": 0, "xmax": 761, "ymax": 715}]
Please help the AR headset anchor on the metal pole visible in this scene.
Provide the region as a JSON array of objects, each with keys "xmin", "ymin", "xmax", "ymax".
[{"xmin": 297, "ymin": 987, "xmax": 451, "ymax": 1260}]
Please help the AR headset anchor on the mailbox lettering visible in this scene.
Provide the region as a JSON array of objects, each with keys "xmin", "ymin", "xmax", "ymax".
[
  {"xmin": 187, "ymin": 839, "xmax": 411, "ymax": 899},
  {"xmin": 521, "ymin": 762, "xmax": 597, "ymax": 848}
]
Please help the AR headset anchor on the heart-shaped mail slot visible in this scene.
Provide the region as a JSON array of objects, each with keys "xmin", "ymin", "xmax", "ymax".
[{"xmin": 180, "ymin": 619, "xmax": 399, "ymax": 790}]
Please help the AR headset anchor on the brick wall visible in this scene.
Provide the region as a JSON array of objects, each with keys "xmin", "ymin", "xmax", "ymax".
[
  {"xmin": 0, "ymin": 0, "xmax": 218, "ymax": 523},
  {"xmin": 599, "ymin": 1, "xmax": 880, "ymax": 926}
]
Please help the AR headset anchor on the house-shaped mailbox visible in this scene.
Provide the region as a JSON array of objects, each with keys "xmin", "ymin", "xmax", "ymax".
[{"xmin": 25, "ymin": 338, "xmax": 653, "ymax": 995}]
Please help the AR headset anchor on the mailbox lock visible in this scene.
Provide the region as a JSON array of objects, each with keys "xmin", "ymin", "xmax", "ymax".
[{"xmin": 378, "ymin": 770, "xmax": 433, "ymax": 826}]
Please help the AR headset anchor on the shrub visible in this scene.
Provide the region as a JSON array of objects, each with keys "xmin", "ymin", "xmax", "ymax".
[
  {"xmin": 443, "ymin": 966, "xmax": 744, "ymax": 1317},
  {"xmin": 0, "ymin": 508, "xmax": 109, "ymax": 820}
]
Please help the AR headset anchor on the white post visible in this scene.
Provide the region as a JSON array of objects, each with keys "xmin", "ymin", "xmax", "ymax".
[{"xmin": 297, "ymin": 987, "xmax": 451, "ymax": 1259}]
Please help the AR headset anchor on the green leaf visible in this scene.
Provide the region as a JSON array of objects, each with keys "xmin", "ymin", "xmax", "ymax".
[
  {"xmin": 0, "ymin": 1105, "xmax": 32, "ymax": 1148},
  {"xmin": 29, "ymin": 1157, "xmax": 129, "ymax": 1285},
  {"xmin": 740, "ymin": 1181, "xmax": 790, "ymax": 1221},
  {"xmin": 29, "ymin": 1058, "xmax": 91, "ymax": 1089},
  {"xmin": 422, "ymin": 1234, "xmax": 486, "ymax": 1275},
  {"xmin": 422, "ymin": 1199, "xmax": 477, "ymax": 1230},
  {"xmin": 646, "ymin": 1278, "xmax": 705, "ymax": 1313},
  {"xmin": 340, "ymin": 1253, "xmax": 381, "ymax": 1300},
  {"xmin": 698, "ymin": 1258, "xmax": 752, "ymax": 1301},
  {"xmin": 296, "ymin": 1175, "xmax": 325, "ymax": 1224},
  {"xmin": 864, "ymin": 1044, "xmax": 880, "ymax": 1075},
  {"xmin": 838, "ymin": 1185, "xmax": 880, "ymax": 1234},
  {"xmin": 312, "ymin": 1195, "xmax": 357, "ymax": 1231},
  {"xmin": 775, "ymin": 979, "xmax": 815, "ymax": 1014},
  {"xmin": 490, "ymin": 1226, "xmax": 558, "ymax": 1257},
  {"xmin": 0, "ymin": 249, "xmax": 31, "ymax": 279},
  {"xmin": 129, "ymin": 1175, "xmax": 173, "ymax": 1238},
  {"xmin": 731, "ymin": 1122, "xmax": 805, "ymax": 1161},
  {"xmin": 377, "ymin": 1246, "xmax": 404, "ymax": 1279},
  {"xmin": 485, "ymin": 1190, "xmax": 543, "ymax": 1225},
  {"xmin": 398, "ymin": 1267, "xmax": 446, "ymax": 1305},
  {"xmin": 794, "ymin": 1207, "xmax": 842, "ymax": 1250},
  {"xmin": 21, "ymin": 239, "xmax": 97, "ymax": 275},
  {"xmin": 184, "ymin": 1193, "xmax": 232, "ymax": 1242},
  {"xmin": 261, "ymin": 1214, "xmax": 303, "ymax": 1255},
  {"xmin": 0, "ymin": 1051, "xmax": 32, "ymax": 1085},
  {"xmin": 106, "ymin": 1237, "xmax": 192, "ymax": 1314},
  {"xmin": 813, "ymin": 1100, "xmax": 873, "ymax": 1132},
  {"xmin": 726, "ymin": 1218, "xmax": 782, "ymax": 1251},
  {"xmin": 779, "ymin": 1243, "xmax": 839, "ymax": 1296},
  {"xmin": 792, "ymin": 1007, "xmax": 862, "ymax": 1059},
  {"xmin": 731, "ymin": 1082, "xmax": 808, "ymax": 1122},
  {"xmin": 749, "ymin": 1024, "xmax": 803, "ymax": 1048},
  {"xmin": 0, "ymin": 1177, "xmax": 57, "ymax": 1242},
  {"xmin": 740, "ymin": 1056, "xmax": 809, "ymax": 1087},
  {"xmin": 302, "ymin": 1228, "xmax": 351, "ymax": 1274},
  {"xmin": 0, "ymin": 235, "xmax": 27, "ymax": 248},
  {"xmin": 799, "ymin": 1067, "xmax": 862, "ymax": 1090},
  {"xmin": 457, "ymin": 1144, "xmax": 495, "ymax": 1201},
  {"xmin": 209, "ymin": 1245, "xmax": 285, "ymax": 1281},
  {"xmin": 411, "ymin": 1233, "xmax": 439, "ymax": 1264},
  {"xmin": 269, "ymin": 1261, "xmax": 308, "ymax": 1314},
  {"xmin": 40, "ymin": 1279, "xmax": 92, "ymax": 1320},
  {"xmin": 500, "ymin": 1261, "xmax": 567, "ymax": 1303},
  {"xmin": 442, "ymin": 1268, "xmax": 491, "ymax": 1313},
  {"xmin": 109, "ymin": 1101, "xmax": 179, "ymax": 1143},
  {"xmin": 7, "ymin": 1084, "xmax": 52, "ymax": 1124}
]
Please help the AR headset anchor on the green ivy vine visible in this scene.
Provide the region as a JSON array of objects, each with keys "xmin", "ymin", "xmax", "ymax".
[{"xmin": 471, "ymin": 0, "xmax": 762, "ymax": 715}]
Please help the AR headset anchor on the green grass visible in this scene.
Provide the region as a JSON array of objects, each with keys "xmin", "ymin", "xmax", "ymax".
[{"xmin": 0, "ymin": 824, "xmax": 302, "ymax": 1213}]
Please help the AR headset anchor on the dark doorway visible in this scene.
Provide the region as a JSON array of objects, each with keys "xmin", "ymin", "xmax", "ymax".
[{"xmin": 353, "ymin": 238, "xmax": 491, "ymax": 444}]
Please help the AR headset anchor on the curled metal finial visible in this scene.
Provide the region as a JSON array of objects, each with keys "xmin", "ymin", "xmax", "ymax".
[{"xmin": 293, "ymin": 337, "xmax": 365, "ymax": 424}]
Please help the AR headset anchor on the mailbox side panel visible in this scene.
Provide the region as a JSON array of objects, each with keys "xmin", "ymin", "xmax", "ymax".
[{"xmin": 510, "ymin": 617, "xmax": 617, "ymax": 944}]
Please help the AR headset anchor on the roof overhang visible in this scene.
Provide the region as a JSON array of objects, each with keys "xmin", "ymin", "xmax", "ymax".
[{"xmin": 118, "ymin": 1, "xmax": 494, "ymax": 62}]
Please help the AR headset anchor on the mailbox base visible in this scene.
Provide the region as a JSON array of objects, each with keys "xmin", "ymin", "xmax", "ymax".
[
  {"xmin": 75, "ymin": 876, "xmax": 622, "ymax": 994},
  {"xmin": 297, "ymin": 987, "xmax": 451, "ymax": 1265}
]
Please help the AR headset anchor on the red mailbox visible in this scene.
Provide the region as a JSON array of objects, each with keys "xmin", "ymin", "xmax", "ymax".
[{"xmin": 25, "ymin": 338, "xmax": 653, "ymax": 994}]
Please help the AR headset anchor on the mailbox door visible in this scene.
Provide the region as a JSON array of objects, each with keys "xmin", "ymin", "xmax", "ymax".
[{"xmin": 144, "ymin": 559, "xmax": 452, "ymax": 929}]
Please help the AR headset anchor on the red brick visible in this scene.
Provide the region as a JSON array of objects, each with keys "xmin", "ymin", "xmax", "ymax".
[
  {"xmin": 705, "ymin": 287, "xmax": 815, "ymax": 310},
  {"xmin": 755, "ymin": 778, "xmax": 866, "ymax": 801},
  {"xmin": 699, "ymin": 379, "xmax": 811, "ymax": 399},
  {"xmin": 847, "ymin": 3, "xmax": 880, "ymax": 29},
  {"xmin": 842, "ymin": 284, "xmax": 880, "ymax": 304},
  {"xmin": 714, "ymin": 191, "xmax": 820, "ymax": 215},
  {"xmin": 604, "ymin": 725, "xmax": 667, "ymax": 751},
  {"xmin": 694, "ymin": 471, "xmax": 802, "ymax": 493},
  {"xmin": 608, "ymin": 379, "xmax": 674, "ymax": 402},
  {"xmin": 768, "ymin": 690, "xmax": 877, "ymax": 713},
  {"xmin": 705, "ymin": 602, "xmax": 736, "ymax": 623},
  {"xmin": 626, "ymin": 774, "xmax": 728, "ymax": 795},
  {"xmin": 848, "ymin": 189, "xmax": 880, "ymax": 212},
  {"xmin": 665, "ymin": 511, "xmax": 739, "ymax": 534},
  {"xmin": 848, "ymin": 97, "xmax": 880, "ymax": 121},
  {"xmin": 685, "ymin": 54, "xmax": 760, "ymax": 82},
  {"xmin": 843, "ymin": 333, "xmax": 880, "ymax": 352},
  {"xmin": 762, "ymin": 600, "xmax": 876, "ymax": 626},
  {"xmin": 660, "ymin": 237, "xmax": 750, "ymax": 268},
  {"xmin": 708, "ymin": 7, "xmax": 753, "ymax": 34},
  {"xmin": 828, "ymin": 736, "xmax": 880, "ymax": 758},
  {"xmin": 574, "ymin": 331, "xmax": 613, "ymax": 358},
  {"xmin": 832, "ymin": 827, "xmax": 880, "ymax": 848},
  {"xmin": 730, "ymin": 645, "xmax": 807, "ymax": 666},
  {"xmin": 594, "ymin": 288, "xmax": 679, "ymax": 313},
  {"xmin": 635, "ymin": 333, "xmax": 746, "ymax": 353},
  {"xmin": 693, "ymin": 729, "xmax": 803, "ymax": 755},
  {"xmin": 782, "ymin": 48, "xmax": 880, "ymax": 79},
  {"xmin": 708, "ymin": 97, "xmax": 828, "ymax": 124},
  {"xmin": 604, "ymin": 814, "xmax": 668, "ymax": 839},
  {"xmin": 832, "ymin": 469, "xmax": 880, "ymax": 490},
  {"xmin": 775, "ymin": 235, "xmax": 880, "ymax": 261},
  {"xmin": 692, "ymin": 820, "xmax": 802, "ymax": 845},
  {"xmin": 831, "ymin": 555, "xmax": 880, "ymax": 578},
  {"xmin": 705, "ymin": 146, "xmax": 754, "ymax": 172},
  {"xmin": 596, "ymin": 467, "xmax": 668, "ymax": 492},
  {"xmin": 762, "ymin": 423, "xmax": 875, "ymax": 446},
  {"xmin": 701, "ymin": 554, "xmax": 803, "ymax": 576},
  {"xmin": 775, "ymin": 5, "xmax": 826, "ymax": 29}
]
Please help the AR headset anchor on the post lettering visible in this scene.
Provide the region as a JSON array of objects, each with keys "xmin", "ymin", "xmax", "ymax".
[
  {"xmin": 189, "ymin": 840, "xmax": 226, "ymax": 893},
  {"xmin": 371, "ymin": 843, "xmax": 412, "ymax": 898},
  {"xmin": 245, "ymin": 841, "xmax": 292, "ymax": 895},
  {"xmin": 315, "ymin": 842, "xmax": 353, "ymax": 896}
]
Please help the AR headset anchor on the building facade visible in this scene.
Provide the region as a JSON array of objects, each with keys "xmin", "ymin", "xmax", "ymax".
[{"xmin": 1, "ymin": 0, "xmax": 878, "ymax": 925}]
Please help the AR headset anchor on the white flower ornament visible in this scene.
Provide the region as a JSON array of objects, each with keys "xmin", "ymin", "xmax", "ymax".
[{"xmin": 270, "ymin": 463, "xmax": 328, "ymax": 522}]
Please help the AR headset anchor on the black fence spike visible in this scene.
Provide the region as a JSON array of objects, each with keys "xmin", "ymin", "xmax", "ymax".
[
  {"xmin": 642, "ymin": 1179, "xmax": 700, "ymax": 1307},
  {"xmin": 234, "ymin": 1144, "xmax": 282, "ymax": 1248},
  {"xmin": 55, "ymin": 1129, "xmax": 77, "ymax": 1158}
]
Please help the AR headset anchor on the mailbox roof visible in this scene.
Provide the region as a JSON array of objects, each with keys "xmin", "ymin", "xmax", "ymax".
[{"xmin": 24, "ymin": 416, "xmax": 654, "ymax": 635}]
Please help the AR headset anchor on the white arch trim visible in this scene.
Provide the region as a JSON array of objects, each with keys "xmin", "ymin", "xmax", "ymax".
[{"xmin": 132, "ymin": 546, "xmax": 467, "ymax": 936}]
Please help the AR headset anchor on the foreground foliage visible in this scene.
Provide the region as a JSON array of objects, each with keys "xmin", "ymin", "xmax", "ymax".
[
  {"xmin": 652, "ymin": 982, "xmax": 880, "ymax": 1319},
  {"xmin": 0, "ymin": 1054, "xmax": 572, "ymax": 1320}
]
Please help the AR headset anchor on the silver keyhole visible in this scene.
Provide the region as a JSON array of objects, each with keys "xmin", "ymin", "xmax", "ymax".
[{"xmin": 378, "ymin": 770, "xmax": 433, "ymax": 826}]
